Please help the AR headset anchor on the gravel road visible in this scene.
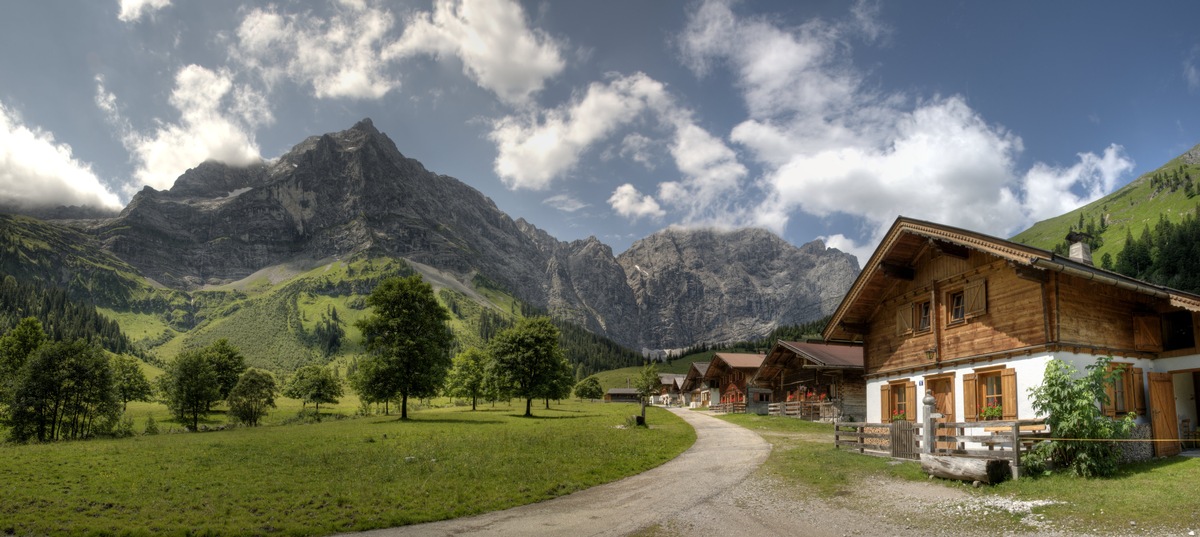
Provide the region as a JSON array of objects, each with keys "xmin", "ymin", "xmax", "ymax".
[{"xmin": 342, "ymin": 408, "xmax": 770, "ymax": 536}]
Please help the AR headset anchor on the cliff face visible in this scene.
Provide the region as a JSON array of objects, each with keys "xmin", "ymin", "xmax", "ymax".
[
  {"xmin": 616, "ymin": 228, "xmax": 859, "ymax": 350},
  {"xmin": 91, "ymin": 118, "xmax": 859, "ymax": 350}
]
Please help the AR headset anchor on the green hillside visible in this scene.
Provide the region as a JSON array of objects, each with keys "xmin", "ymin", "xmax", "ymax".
[
  {"xmin": 0, "ymin": 214, "xmax": 641, "ymax": 377},
  {"xmin": 1012, "ymin": 145, "xmax": 1200, "ymax": 262}
]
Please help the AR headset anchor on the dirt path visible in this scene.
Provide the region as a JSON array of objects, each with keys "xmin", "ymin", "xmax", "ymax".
[
  {"xmin": 341, "ymin": 410, "xmax": 1074, "ymax": 537},
  {"xmin": 343, "ymin": 408, "xmax": 770, "ymax": 536}
]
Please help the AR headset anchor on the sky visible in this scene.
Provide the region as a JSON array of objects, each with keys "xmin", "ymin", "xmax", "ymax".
[{"xmin": 4, "ymin": 1, "xmax": 1200, "ymax": 264}]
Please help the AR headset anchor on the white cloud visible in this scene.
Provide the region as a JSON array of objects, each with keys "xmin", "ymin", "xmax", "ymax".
[
  {"xmin": 386, "ymin": 0, "xmax": 564, "ymax": 106},
  {"xmin": 0, "ymin": 101, "xmax": 122, "ymax": 211},
  {"xmin": 489, "ymin": 73, "xmax": 671, "ymax": 190},
  {"xmin": 678, "ymin": 0, "xmax": 1134, "ymax": 264},
  {"xmin": 117, "ymin": 0, "xmax": 169, "ymax": 22},
  {"xmin": 543, "ymin": 194, "xmax": 587, "ymax": 212},
  {"xmin": 97, "ymin": 66, "xmax": 267, "ymax": 193},
  {"xmin": 821, "ymin": 233, "xmax": 877, "ymax": 269},
  {"xmin": 235, "ymin": 1, "xmax": 398, "ymax": 99},
  {"xmin": 1186, "ymin": 46, "xmax": 1200, "ymax": 93},
  {"xmin": 609, "ymin": 184, "xmax": 665, "ymax": 220},
  {"xmin": 619, "ymin": 133, "xmax": 656, "ymax": 168}
]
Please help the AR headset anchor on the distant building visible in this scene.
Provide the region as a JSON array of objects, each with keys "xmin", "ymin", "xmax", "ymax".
[{"xmin": 604, "ymin": 387, "xmax": 641, "ymax": 403}]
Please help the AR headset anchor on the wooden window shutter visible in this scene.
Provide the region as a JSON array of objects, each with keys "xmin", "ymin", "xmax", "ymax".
[
  {"xmin": 1132, "ymin": 367, "xmax": 1146, "ymax": 416},
  {"xmin": 1133, "ymin": 314, "xmax": 1163, "ymax": 351},
  {"xmin": 964, "ymin": 280, "xmax": 987, "ymax": 318},
  {"xmin": 896, "ymin": 303, "xmax": 913, "ymax": 336},
  {"xmin": 880, "ymin": 384, "xmax": 891, "ymax": 421},
  {"xmin": 962, "ymin": 373, "xmax": 977, "ymax": 421},
  {"xmin": 1001, "ymin": 368, "xmax": 1017, "ymax": 420},
  {"xmin": 905, "ymin": 382, "xmax": 918, "ymax": 422},
  {"xmin": 1102, "ymin": 363, "xmax": 1117, "ymax": 418}
]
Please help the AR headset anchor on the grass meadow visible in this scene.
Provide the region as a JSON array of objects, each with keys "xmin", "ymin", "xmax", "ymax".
[
  {"xmin": 0, "ymin": 401, "xmax": 694, "ymax": 536},
  {"xmin": 718, "ymin": 413, "xmax": 1200, "ymax": 534}
]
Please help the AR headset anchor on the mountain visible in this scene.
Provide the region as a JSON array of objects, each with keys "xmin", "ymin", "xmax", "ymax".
[
  {"xmin": 1013, "ymin": 143, "xmax": 1200, "ymax": 261},
  {"xmin": 617, "ymin": 228, "xmax": 857, "ymax": 350},
  {"xmin": 3, "ymin": 118, "xmax": 859, "ymax": 365}
]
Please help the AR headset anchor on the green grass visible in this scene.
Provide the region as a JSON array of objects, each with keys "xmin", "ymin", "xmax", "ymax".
[
  {"xmin": 0, "ymin": 401, "xmax": 694, "ymax": 536},
  {"xmin": 715, "ymin": 413, "xmax": 1200, "ymax": 534}
]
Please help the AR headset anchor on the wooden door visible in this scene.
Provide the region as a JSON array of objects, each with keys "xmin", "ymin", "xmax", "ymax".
[
  {"xmin": 929, "ymin": 378, "xmax": 956, "ymax": 451},
  {"xmin": 1149, "ymin": 372, "xmax": 1180, "ymax": 457}
]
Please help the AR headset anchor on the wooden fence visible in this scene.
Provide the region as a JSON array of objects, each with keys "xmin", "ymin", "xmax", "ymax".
[
  {"xmin": 835, "ymin": 419, "xmax": 1048, "ymax": 479},
  {"xmin": 766, "ymin": 400, "xmax": 839, "ymax": 421},
  {"xmin": 709, "ymin": 402, "xmax": 746, "ymax": 414}
]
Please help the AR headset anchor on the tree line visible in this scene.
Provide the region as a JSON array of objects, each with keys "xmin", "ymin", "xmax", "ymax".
[
  {"xmin": 0, "ymin": 275, "xmax": 140, "ymax": 358},
  {"xmin": 1105, "ymin": 209, "xmax": 1200, "ymax": 293}
]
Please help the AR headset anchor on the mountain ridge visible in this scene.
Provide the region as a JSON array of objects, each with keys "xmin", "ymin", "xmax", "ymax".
[{"xmin": 3, "ymin": 118, "xmax": 859, "ymax": 355}]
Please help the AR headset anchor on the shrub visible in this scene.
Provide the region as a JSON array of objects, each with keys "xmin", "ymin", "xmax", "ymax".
[
  {"xmin": 144, "ymin": 415, "xmax": 159, "ymax": 435},
  {"xmin": 1028, "ymin": 356, "xmax": 1135, "ymax": 477}
]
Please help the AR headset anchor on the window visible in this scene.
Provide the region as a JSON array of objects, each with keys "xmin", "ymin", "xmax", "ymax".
[
  {"xmin": 881, "ymin": 380, "xmax": 916, "ymax": 422},
  {"xmin": 963, "ymin": 367, "xmax": 1016, "ymax": 421},
  {"xmin": 949, "ymin": 291, "xmax": 965, "ymax": 323},
  {"xmin": 1103, "ymin": 364, "xmax": 1144, "ymax": 417},
  {"xmin": 896, "ymin": 303, "xmax": 913, "ymax": 336},
  {"xmin": 916, "ymin": 301, "xmax": 931, "ymax": 331},
  {"xmin": 1163, "ymin": 310, "xmax": 1195, "ymax": 351}
]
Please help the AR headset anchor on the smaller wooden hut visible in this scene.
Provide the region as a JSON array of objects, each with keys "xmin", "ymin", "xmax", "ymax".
[
  {"xmin": 680, "ymin": 362, "xmax": 711, "ymax": 407},
  {"xmin": 752, "ymin": 340, "xmax": 865, "ymax": 422}
]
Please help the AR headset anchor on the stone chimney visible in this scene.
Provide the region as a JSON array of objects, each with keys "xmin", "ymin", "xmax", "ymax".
[{"xmin": 1066, "ymin": 231, "xmax": 1093, "ymax": 266}]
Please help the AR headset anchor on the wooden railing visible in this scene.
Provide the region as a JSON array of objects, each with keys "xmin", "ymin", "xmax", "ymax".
[
  {"xmin": 767, "ymin": 400, "xmax": 838, "ymax": 421},
  {"xmin": 710, "ymin": 402, "xmax": 746, "ymax": 414}
]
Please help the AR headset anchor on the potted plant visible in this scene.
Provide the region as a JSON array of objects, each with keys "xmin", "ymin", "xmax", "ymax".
[
  {"xmin": 891, "ymin": 411, "xmax": 907, "ymax": 422},
  {"xmin": 979, "ymin": 403, "xmax": 1002, "ymax": 420}
]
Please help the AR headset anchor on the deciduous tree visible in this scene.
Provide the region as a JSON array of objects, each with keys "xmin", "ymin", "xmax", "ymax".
[
  {"xmin": 111, "ymin": 354, "xmax": 153, "ymax": 412},
  {"xmin": 633, "ymin": 364, "xmax": 661, "ymax": 424},
  {"xmin": 445, "ymin": 347, "xmax": 489, "ymax": 410},
  {"xmin": 283, "ymin": 365, "xmax": 343, "ymax": 417},
  {"xmin": 202, "ymin": 339, "xmax": 247, "ymax": 402},
  {"xmin": 8, "ymin": 339, "xmax": 118, "ymax": 442},
  {"xmin": 355, "ymin": 275, "xmax": 454, "ymax": 419},
  {"xmin": 490, "ymin": 316, "xmax": 565, "ymax": 417},
  {"xmin": 228, "ymin": 368, "xmax": 278, "ymax": 426},
  {"xmin": 574, "ymin": 376, "xmax": 603, "ymax": 402},
  {"xmin": 161, "ymin": 349, "xmax": 219, "ymax": 430}
]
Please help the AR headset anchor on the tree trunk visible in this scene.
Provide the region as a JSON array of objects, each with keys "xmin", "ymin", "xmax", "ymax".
[
  {"xmin": 471, "ymin": 395, "xmax": 477, "ymax": 411},
  {"xmin": 401, "ymin": 392, "xmax": 409, "ymax": 420},
  {"xmin": 920, "ymin": 454, "xmax": 1010, "ymax": 484},
  {"xmin": 525, "ymin": 398, "xmax": 532, "ymax": 417},
  {"xmin": 544, "ymin": 397, "xmax": 550, "ymax": 410}
]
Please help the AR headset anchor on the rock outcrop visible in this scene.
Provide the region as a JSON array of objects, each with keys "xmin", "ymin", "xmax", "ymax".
[{"xmin": 90, "ymin": 118, "xmax": 859, "ymax": 350}]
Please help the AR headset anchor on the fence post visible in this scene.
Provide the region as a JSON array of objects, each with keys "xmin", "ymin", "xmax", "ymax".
[
  {"xmin": 858, "ymin": 425, "xmax": 864, "ymax": 455},
  {"xmin": 1011, "ymin": 421, "xmax": 1022, "ymax": 480},
  {"xmin": 923, "ymin": 390, "xmax": 936, "ymax": 455}
]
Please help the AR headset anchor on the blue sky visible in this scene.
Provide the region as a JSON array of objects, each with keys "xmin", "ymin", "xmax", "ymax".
[{"xmin": 3, "ymin": 1, "xmax": 1200, "ymax": 263}]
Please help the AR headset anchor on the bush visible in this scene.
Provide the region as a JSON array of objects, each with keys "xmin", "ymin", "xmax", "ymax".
[
  {"xmin": 1028, "ymin": 356, "xmax": 1135, "ymax": 477},
  {"xmin": 144, "ymin": 415, "xmax": 159, "ymax": 435}
]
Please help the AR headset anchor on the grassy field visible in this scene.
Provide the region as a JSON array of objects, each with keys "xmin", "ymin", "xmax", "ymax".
[
  {"xmin": 0, "ymin": 401, "xmax": 694, "ymax": 536},
  {"xmin": 716, "ymin": 413, "xmax": 1200, "ymax": 534}
]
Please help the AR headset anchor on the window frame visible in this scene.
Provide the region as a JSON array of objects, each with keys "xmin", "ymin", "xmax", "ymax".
[
  {"xmin": 915, "ymin": 300, "xmax": 932, "ymax": 332},
  {"xmin": 948, "ymin": 290, "xmax": 966, "ymax": 325}
]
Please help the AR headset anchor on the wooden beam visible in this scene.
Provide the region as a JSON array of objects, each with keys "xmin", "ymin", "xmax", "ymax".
[
  {"xmin": 1011, "ymin": 263, "xmax": 1049, "ymax": 283},
  {"xmin": 839, "ymin": 322, "xmax": 870, "ymax": 335},
  {"xmin": 930, "ymin": 239, "xmax": 970, "ymax": 260},
  {"xmin": 880, "ymin": 261, "xmax": 915, "ymax": 281}
]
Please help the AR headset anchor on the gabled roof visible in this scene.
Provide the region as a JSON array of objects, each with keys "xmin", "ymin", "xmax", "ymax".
[
  {"xmin": 755, "ymin": 340, "xmax": 863, "ymax": 383},
  {"xmin": 606, "ymin": 388, "xmax": 639, "ymax": 395},
  {"xmin": 823, "ymin": 216, "xmax": 1200, "ymax": 342},
  {"xmin": 702, "ymin": 353, "xmax": 767, "ymax": 382},
  {"xmin": 658, "ymin": 373, "xmax": 685, "ymax": 386},
  {"xmin": 680, "ymin": 361, "xmax": 710, "ymax": 392}
]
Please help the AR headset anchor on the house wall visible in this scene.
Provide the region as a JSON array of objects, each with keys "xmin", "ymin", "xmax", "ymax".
[
  {"xmin": 1055, "ymin": 273, "xmax": 1159, "ymax": 350},
  {"xmin": 867, "ymin": 253, "xmax": 1048, "ymax": 375},
  {"xmin": 840, "ymin": 369, "xmax": 866, "ymax": 422}
]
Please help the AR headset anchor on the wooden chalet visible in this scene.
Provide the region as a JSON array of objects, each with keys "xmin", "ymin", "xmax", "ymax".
[
  {"xmin": 604, "ymin": 388, "xmax": 640, "ymax": 403},
  {"xmin": 680, "ymin": 362, "xmax": 711, "ymax": 407},
  {"xmin": 753, "ymin": 340, "xmax": 865, "ymax": 421},
  {"xmin": 654, "ymin": 373, "xmax": 685, "ymax": 405},
  {"xmin": 824, "ymin": 216, "xmax": 1200, "ymax": 456},
  {"xmin": 703, "ymin": 352, "xmax": 767, "ymax": 413}
]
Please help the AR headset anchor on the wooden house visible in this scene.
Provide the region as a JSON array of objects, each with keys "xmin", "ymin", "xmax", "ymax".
[
  {"xmin": 654, "ymin": 373, "xmax": 685, "ymax": 405},
  {"xmin": 702, "ymin": 353, "xmax": 767, "ymax": 413},
  {"xmin": 604, "ymin": 388, "xmax": 641, "ymax": 403},
  {"xmin": 680, "ymin": 362, "xmax": 711, "ymax": 407},
  {"xmin": 823, "ymin": 216, "xmax": 1200, "ymax": 456},
  {"xmin": 752, "ymin": 340, "xmax": 866, "ymax": 421}
]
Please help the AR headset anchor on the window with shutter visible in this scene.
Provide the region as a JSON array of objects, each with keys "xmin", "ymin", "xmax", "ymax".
[
  {"xmin": 968, "ymin": 367, "xmax": 1016, "ymax": 420},
  {"xmin": 1102, "ymin": 363, "xmax": 1143, "ymax": 417},
  {"xmin": 964, "ymin": 280, "xmax": 987, "ymax": 318},
  {"xmin": 896, "ymin": 303, "xmax": 913, "ymax": 336}
]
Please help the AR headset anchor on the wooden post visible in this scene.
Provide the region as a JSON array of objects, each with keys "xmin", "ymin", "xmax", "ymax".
[
  {"xmin": 1011, "ymin": 421, "xmax": 1022, "ymax": 480},
  {"xmin": 858, "ymin": 425, "xmax": 865, "ymax": 455},
  {"xmin": 922, "ymin": 390, "xmax": 936, "ymax": 454}
]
